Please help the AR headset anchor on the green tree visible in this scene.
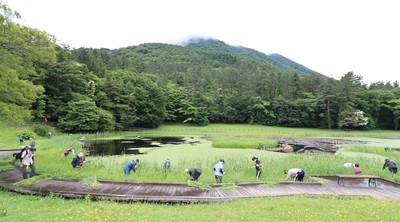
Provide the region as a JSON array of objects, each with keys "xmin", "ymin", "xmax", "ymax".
[
  {"xmin": 99, "ymin": 70, "xmax": 166, "ymax": 129},
  {"xmin": 337, "ymin": 110, "xmax": 369, "ymax": 130},
  {"xmin": 250, "ymin": 97, "xmax": 275, "ymax": 125},
  {"xmin": 43, "ymin": 61, "xmax": 98, "ymax": 120},
  {"xmin": 57, "ymin": 99, "xmax": 115, "ymax": 133},
  {"xmin": 0, "ymin": 4, "xmax": 56, "ymax": 124}
]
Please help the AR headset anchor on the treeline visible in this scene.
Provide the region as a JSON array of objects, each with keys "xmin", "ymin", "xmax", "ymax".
[{"xmin": 2, "ymin": 3, "xmax": 400, "ymax": 133}]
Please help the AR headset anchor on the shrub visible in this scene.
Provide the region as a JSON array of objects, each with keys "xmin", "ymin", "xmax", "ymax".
[{"xmin": 33, "ymin": 125, "xmax": 50, "ymax": 137}]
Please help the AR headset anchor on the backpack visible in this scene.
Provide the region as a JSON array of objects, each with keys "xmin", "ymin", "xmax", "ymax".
[{"xmin": 13, "ymin": 147, "xmax": 28, "ymax": 160}]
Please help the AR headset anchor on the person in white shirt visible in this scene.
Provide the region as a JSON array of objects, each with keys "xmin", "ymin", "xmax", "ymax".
[
  {"xmin": 284, "ymin": 168, "xmax": 305, "ymax": 181},
  {"xmin": 214, "ymin": 159, "xmax": 225, "ymax": 183},
  {"xmin": 20, "ymin": 146, "xmax": 35, "ymax": 179}
]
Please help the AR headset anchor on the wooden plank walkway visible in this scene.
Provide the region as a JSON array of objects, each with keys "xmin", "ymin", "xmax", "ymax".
[{"xmin": 1, "ymin": 169, "xmax": 400, "ymax": 203}]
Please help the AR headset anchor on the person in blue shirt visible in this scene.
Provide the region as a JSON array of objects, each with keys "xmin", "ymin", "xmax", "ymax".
[
  {"xmin": 19, "ymin": 134, "xmax": 24, "ymax": 145},
  {"xmin": 163, "ymin": 157, "xmax": 171, "ymax": 173},
  {"xmin": 79, "ymin": 136, "xmax": 86, "ymax": 148},
  {"xmin": 124, "ymin": 159, "xmax": 140, "ymax": 176},
  {"xmin": 214, "ymin": 159, "xmax": 225, "ymax": 183},
  {"xmin": 29, "ymin": 138, "xmax": 35, "ymax": 149}
]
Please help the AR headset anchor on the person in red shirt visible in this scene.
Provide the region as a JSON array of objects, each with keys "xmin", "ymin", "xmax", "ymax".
[{"xmin": 353, "ymin": 163, "xmax": 362, "ymax": 174}]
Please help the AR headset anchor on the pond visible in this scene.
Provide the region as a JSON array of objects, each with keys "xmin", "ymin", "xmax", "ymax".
[{"xmin": 84, "ymin": 137, "xmax": 185, "ymax": 156}]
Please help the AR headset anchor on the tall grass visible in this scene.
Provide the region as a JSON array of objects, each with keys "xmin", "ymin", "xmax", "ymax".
[
  {"xmin": 1, "ymin": 122, "xmax": 400, "ymax": 183},
  {"xmin": 212, "ymin": 137, "xmax": 276, "ymax": 149},
  {"xmin": 3, "ymin": 123, "xmax": 400, "ymax": 220}
]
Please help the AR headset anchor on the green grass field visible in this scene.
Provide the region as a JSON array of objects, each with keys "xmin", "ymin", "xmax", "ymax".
[{"xmin": 1, "ymin": 122, "xmax": 400, "ymax": 221}]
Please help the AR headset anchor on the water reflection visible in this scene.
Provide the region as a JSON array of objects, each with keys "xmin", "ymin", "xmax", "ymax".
[{"xmin": 85, "ymin": 137, "xmax": 185, "ymax": 156}]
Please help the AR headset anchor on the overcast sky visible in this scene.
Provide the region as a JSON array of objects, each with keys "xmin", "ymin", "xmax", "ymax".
[{"xmin": 4, "ymin": 0, "xmax": 399, "ymax": 84}]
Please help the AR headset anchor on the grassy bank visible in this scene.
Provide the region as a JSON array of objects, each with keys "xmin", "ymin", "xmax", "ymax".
[{"xmin": 1, "ymin": 189, "xmax": 400, "ymax": 221}]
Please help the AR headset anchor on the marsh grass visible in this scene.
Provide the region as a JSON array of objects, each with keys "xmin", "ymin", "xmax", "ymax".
[
  {"xmin": 1, "ymin": 123, "xmax": 399, "ymax": 183},
  {"xmin": 3, "ymin": 123, "xmax": 400, "ymax": 220},
  {"xmin": 13, "ymin": 174, "xmax": 52, "ymax": 186},
  {"xmin": 216, "ymin": 184, "xmax": 239, "ymax": 190},
  {"xmin": 212, "ymin": 137, "xmax": 276, "ymax": 149},
  {"xmin": 0, "ymin": 156, "xmax": 16, "ymax": 171},
  {"xmin": 0, "ymin": 156, "xmax": 13, "ymax": 166},
  {"xmin": 0, "ymin": 165, "xmax": 15, "ymax": 171},
  {"xmin": 80, "ymin": 176, "xmax": 102, "ymax": 187}
]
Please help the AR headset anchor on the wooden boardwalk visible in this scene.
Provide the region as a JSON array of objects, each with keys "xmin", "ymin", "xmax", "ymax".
[{"xmin": 1, "ymin": 169, "xmax": 400, "ymax": 203}]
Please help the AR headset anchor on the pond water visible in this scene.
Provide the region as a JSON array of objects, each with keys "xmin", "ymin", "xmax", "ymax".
[{"xmin": 84, "ymin": 137, "xmax": 185, "ymax": 156}]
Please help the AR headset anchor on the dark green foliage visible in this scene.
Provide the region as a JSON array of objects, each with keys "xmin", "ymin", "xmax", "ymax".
[
  {"xmin": 57, "ymin": 99, "xmax": 115, "ymax": 133},
  {"xmin": 43, "ymin": 61, "xmax": 99, "ymax": 120},
  {"xmin": 0, "ymin": 5, "xmax": 56, "ymax": 124},
  {"xmin": 97, "ymin": 70, "xmax": 166, "ymax": 129},
  {"xmin": 32, "ymin": 125, "xmax": 50, "ymax": 137}
]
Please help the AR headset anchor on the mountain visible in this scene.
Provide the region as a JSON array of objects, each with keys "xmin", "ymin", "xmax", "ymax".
[{"xmin": 183, "ymin": 38, "xmax": 326, "ymax": 78}]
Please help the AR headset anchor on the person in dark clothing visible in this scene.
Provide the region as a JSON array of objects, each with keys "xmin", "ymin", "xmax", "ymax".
[
  {"xmin": 19, "ymin": 134, "xmax": 24, "ymax": 145},
  {"xmin": 382, "ymin": 158, "xmax": 397, "ymax": 174},
  {"xmin": 251, "ymin": 157, "xmax": 262, "ymax": 181},
  {"xmin": 63, "ymin": 146, "xmax": 75, "ymax": 157},
  {"xmin": 185, "ymin": 168, "xmax": 202, "ymax": 181},
  {"xmin": 124, "ymin": 159, "xmax": 139, "ymax": 176},
  {"xmin": 71, "ymin": 152, "xmax": 86, "ymax": 168},
  {"xmin": 284, "ymin": 168, "xmax": 305, "ymax": 181}
]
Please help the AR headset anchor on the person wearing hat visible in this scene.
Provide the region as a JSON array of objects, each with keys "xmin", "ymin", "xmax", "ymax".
[
  {"xmin": 185, "ymin": 168, "xmax": 202, "ymax": 181},
  {"xmin": 71, "ymin": 152, "xmax": 86, "ymax": 168},
  {"xmin": 382, "ymin": 158, "xmax": 397, "ymax": 174},
  {"xmin": 214, "ymin": 159, "xmax": 225, "ymax": 183}
]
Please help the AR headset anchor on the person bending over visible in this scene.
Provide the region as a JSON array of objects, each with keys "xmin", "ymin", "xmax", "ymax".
[
  {"xmin": 185, "ymin": 168, "xmax": 202, "ymax": 181},
  {"xmin": 124, "ymin": 159, "xmax": 140, "ymax": 176},
  {"xmin": 382, "ymin": 159, "xmax": 397, "ymax": 174},
  {"xmin": 284, "ymin": 168, "xmax": 305, "ymax": 181}
]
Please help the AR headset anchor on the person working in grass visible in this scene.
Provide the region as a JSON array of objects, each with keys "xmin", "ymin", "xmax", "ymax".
[
  {"xmin": 163, "ymin": 157, "xmax": 171, "ymax": 171},
  {"xmin": 284, "ymin": 168, "xmax": 305, "ymax": 181},
  {"xmin": 124, "ymin": 159, "xmax": 140, "ymax": 176},
  {"xmin": 20, "ymin": 146, "xmax": 35, "ymax": 179},
  {"xmin": 354, "ymin": 163, "xmax": 362, "ymax": 174},
  {"xmin": 62, "ymin": 146, "xmax": 75, "ymax": 157},
  {"xmin": 71, "ymin": 152, "xmax": 86, "ymax": 168},
  {"xmin": 382, "ymin": 158, "xmax": 397, "ymax": 174},
  {"xmin": 214, "ymin": 159, "xmax": 225, "ymax": 183},
  {"xmin": 185, "ymin": 168, "xmax": 202, "ymax": 181},
  {"xmin": 251, "ymin": 157, "xmax": 262, "ymax": 181}
]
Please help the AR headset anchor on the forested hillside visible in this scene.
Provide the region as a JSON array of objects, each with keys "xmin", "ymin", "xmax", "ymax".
[{"xmin": 2, "ymin": 2, "xmax": 400, "ymax": 133}]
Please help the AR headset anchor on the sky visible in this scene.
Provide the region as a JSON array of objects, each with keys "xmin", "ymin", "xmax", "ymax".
[{"xmin": 4, "ymin": 0, "xmax": 399, "ymax": 84}]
